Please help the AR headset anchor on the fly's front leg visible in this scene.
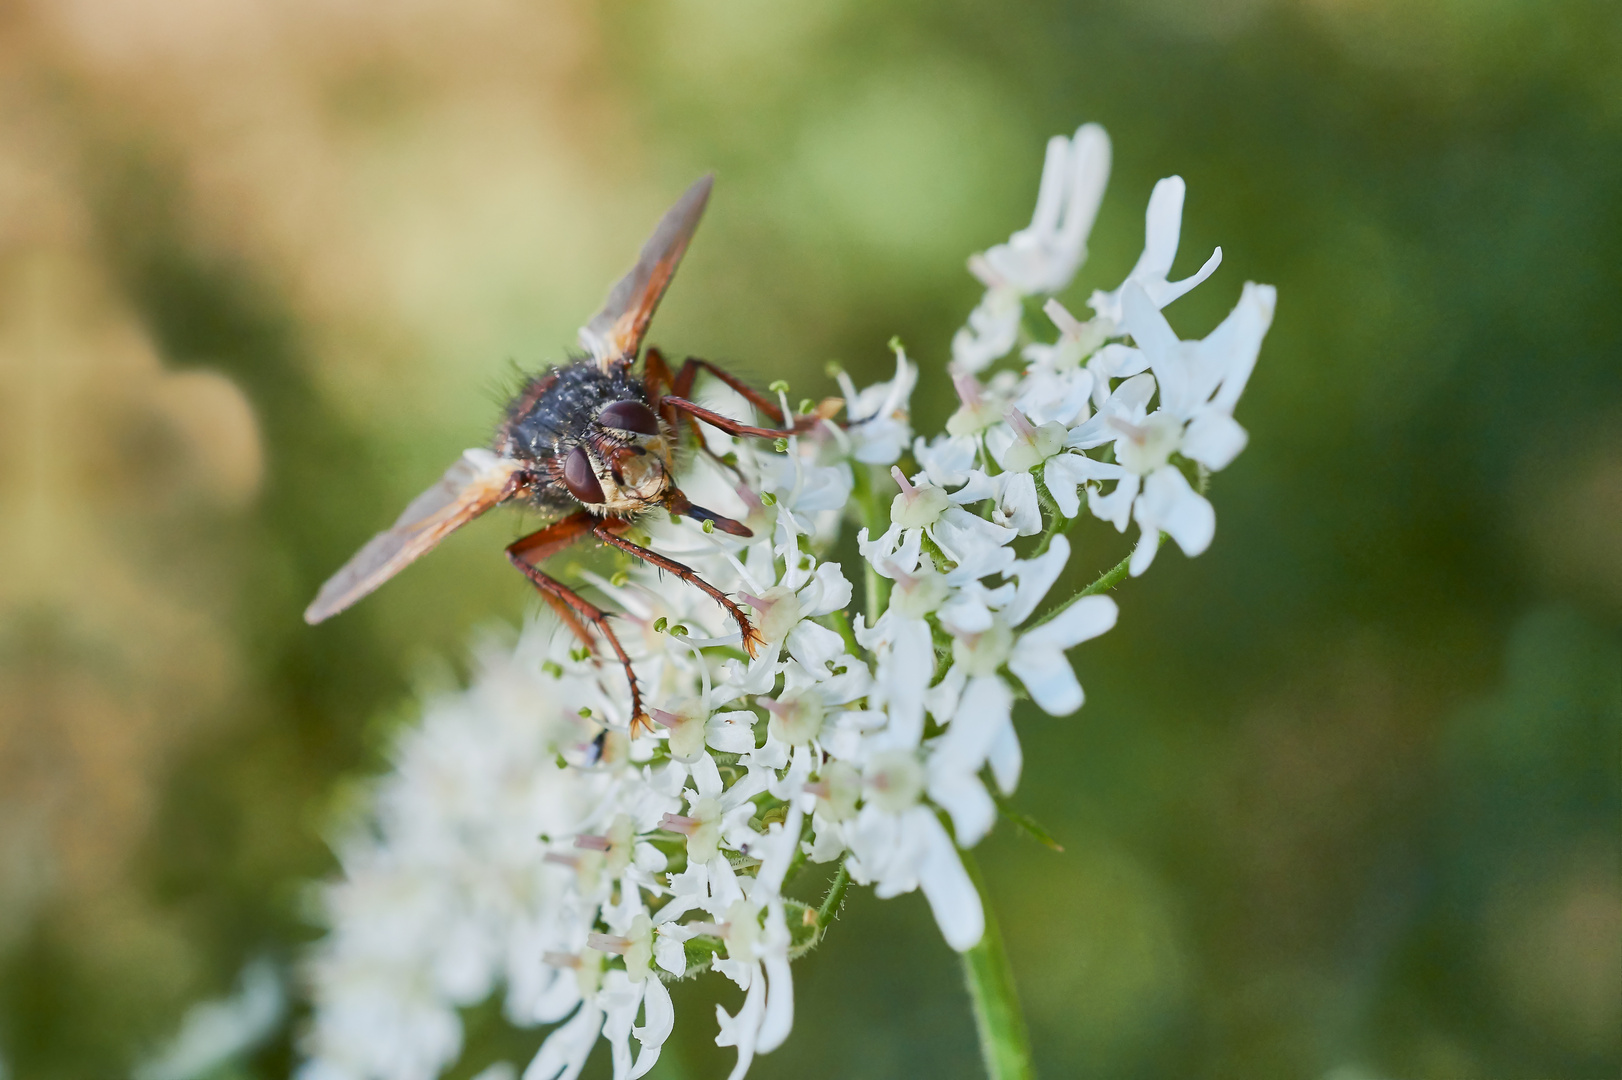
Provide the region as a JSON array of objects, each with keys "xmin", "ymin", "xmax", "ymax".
[
  {"xmin": 671, "ymin": 357, "xmax": 791, "ymax": 424},
  {"xmin": 662, "ymin": 356, "xmax": 842, "ymax": 441},
  {"xmin": 507, "ymin": 511, "xmax": 648, "ymax": 731},
  {"xmin": 594, "ymin": 519, "xmax": 766, "ymax": 658}
]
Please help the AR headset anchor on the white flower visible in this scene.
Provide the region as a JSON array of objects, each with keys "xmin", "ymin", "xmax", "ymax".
[
  {"xmin": 1089, "ymin": 175, "xmax": 1223, "ymax": 325},
  {"xmin": 833, "ymin": 346, "xmax": 916, "ymax": 465},
  {"xmin": 859, "ymin": 468, "xmax": 1019, "ymax": 582},
  {"xmin": 951, "ymin": 124, "xmax": 1111, "ymax": 373},
  {"xmin": 1074, "ymin": 279, "xmax": 1274, "ymax": 575},
  {"xmin": 844, "ymin": 751, "xmax": 985, "ymax": 951},
  {"xmin": 1016, "ymin": 299, "xmax": 1110, "ymax": 427},
  {"xmin": 950, "ymin": 273, "xmax": 1022, "ymax": 374},
  {"xmin": 981, "ymin": 123, "xmax": 1111, "ymax": 295}
]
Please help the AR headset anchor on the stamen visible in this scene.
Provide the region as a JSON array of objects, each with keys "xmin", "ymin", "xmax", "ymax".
[
  {"xmin": 649, "ymin": 708, "xmax": 683, "ymax": 730},
  {"xmin": 660, "ymin": 813, "xmax": 700, "ymax": 835},
  {"xmin": 543, "ymin": 951, "xmax": 581, "ymax": 969},
  {"xmin": 739, "ymin": 593, "xmax": 770, "ymax": 612},
  {"xmin": 544, "ymin": 852, "xmax": 582, "ymax": 869},
  {"xmin": 682, "ymin": 921, "xmax": 727, "ymax": 937},
  {"xmin": 573, "ymin": 834, "xmax": 611, "ymax": 851},
  {"xmin": 951, "ymin": 368, "xmax": 983, "ymax": 409},
  {"xmin": 967, "ymin": 253, "xmax": 1004, "ymax": 289},
  {"xmin": 803, "ymin": 778, "xmax": 832, "ymax": 799},
  {"xmin": 890, "ymin": 465, "xmax": 916, "ymax": 497},
  {"xmin": 1005, "ymin": 407, "xmax": 1038, "ymax": 440},
  {"xmin": 1107, "ymin": 415, "xmax": 1148, "ymax": 443},
  {"xmin": 586, "ymin": 933, "xmax": 630, "ymax": 955},
  {"xmin": 1042, "ymin": 297, "xmax": 1086, "ymax": 337}
]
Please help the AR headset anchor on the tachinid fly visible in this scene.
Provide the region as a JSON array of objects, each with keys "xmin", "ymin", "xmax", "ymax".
[{"xmin": 304, "ymin": 175, "xmax": 842, "ymax": 729}]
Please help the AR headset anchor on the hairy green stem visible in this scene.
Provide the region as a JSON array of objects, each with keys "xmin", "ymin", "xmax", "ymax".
[
  {"xmin": 1026, "ymin": 534, "xmax": 1156, "ymax": 631},
  {"xmin": 960, "ymin": 849, "xmax": 1034, "ymax": 1080},
  {"xmin": 814, "ymin": 860, "xmax": 851, "ymax": 939}
]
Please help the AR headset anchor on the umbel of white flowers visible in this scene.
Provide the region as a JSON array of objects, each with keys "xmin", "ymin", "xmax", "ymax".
[{"xmin": 299, "ymin": 124, "xmax": 1275, "ymax": 1080}]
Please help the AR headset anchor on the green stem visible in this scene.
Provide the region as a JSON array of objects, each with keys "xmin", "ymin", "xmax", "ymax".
[
  {"xmin": 814, "ymin": 860, "xmax": 851, "ymax": 939},
  {"xmin": 959, "ymin": 849, "xmax": 1034, "ymax": 1080},
  {"xmin": 1026, "ymin": 535, "xmax": 1156, "ymax": 631}
]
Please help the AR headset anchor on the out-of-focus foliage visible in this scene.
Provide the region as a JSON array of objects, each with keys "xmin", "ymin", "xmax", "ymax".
[{"xmin": 0, "ymin": 0, "xmax": 1616, "ymax": 1077}]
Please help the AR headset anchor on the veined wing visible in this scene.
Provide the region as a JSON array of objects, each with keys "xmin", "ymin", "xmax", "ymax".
[
  {"xmin": 578, "ymin": 174, "xmax": 713, "ymax": 372},
  {"xmin": 304, "ymin": 449, "xmax": 523, "ymax": 624}
]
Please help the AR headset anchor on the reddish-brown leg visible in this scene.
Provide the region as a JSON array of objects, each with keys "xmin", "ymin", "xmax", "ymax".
[
  {"xmin": 507, "ymin": 511, "xmax": 648, "ymax": 729},
  {"xmin": 660, "ymin": 396, "xmax": 822, "ymax": 440},
  {"xmin": 643, "ymin": 347, "xmax": 707, "ymax": 446},
  {"xmin": 594, "ymin": 518, "xmax": 766, "ymax": 659},
  {"xmin": 671, "ymin": 357, "xmax": 791, "ymax": 424}
]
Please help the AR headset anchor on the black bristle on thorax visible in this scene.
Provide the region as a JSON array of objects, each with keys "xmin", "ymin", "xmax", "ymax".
[{"xmin": 494, "ymin": 357, "xmax": 654, "ymax": 511}]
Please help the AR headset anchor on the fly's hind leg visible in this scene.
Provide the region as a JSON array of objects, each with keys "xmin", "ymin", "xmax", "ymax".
[{"xmin": 507, "ymin": 511, "xmax": 649, "ymax": 732}]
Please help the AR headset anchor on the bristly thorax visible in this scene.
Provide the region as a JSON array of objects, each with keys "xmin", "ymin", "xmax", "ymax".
[{"xmin": 495, "ymin": 358, "xmax": 673, "ymax": 516}]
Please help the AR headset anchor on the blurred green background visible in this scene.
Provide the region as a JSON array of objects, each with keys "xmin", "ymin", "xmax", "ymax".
[{"xmin": 1, "ymin": 0, "xmax": 1617, "ymax": 1077}]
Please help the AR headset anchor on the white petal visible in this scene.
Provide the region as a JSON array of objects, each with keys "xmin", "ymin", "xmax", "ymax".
[
  {"xmin": 1137, "ymin": 466, "xmax": 1215, "ymax": 557},
  {"xmin": 714, "ymin": 965, "xmax": 765, "ymax": 1080},
  {"xmin": 691, "ymin": 753, "xmax": 725, "ymax": 798},
  {"xmin": 1055, "ymin": 124, "xmax": 1111, "ymax": 266},
  {"xmin": 1128, "ymin": 526, "xmax": 1161, "ymax": 577},
  {"xmin": 1210, "ymin": 281, "xmax": 1276, "ymax": 413},
  {"xmin": 1181, "ymin": 411, "xmax": 1248, "ymax": 471},
  {"xmin": 913, "ymin": 810, "xmax": 985, "ymax": 951},
  {"xmin": 1088, "ymin": 473, "xmax": 1138, "ymax": 533},
  {"xmin": 1007, "ymin": 648, "xmax": 1083, "ymax": 716},
  {"xmin": 939, "ymin": 674, "xmax": 1013, "ymax": 774},
  {"xmin": 928, "ymin": 767, "xmax": 996, "ymax": 847},
  {"xmin": 629, "ymin": 979, "xmax": 674, "ymax": 1079},
  {"xmin": 654, "ymin": 935, "xmax": 687, "ymax": 977},
  {"xmin": 706, "ymin": 711, "xmax": 759, "ymax": 755},
  {"xmin": 1027, "ymin": 134, "xmax": 1070, "ymax": 236},
  {"xmin": 524, "ymin": 1003, "xmax": 603, "ymax": 1080},
  {"xmin": 1120, "ymin": 281, "xmax": 1180, "ymax": 368},
  {"xmin": 786, "ymin": 621, "xmax": 844, "ymax": 669},
  {"xmin": 797, "ymin": 561, "xmax": 853, "ymax": 617},
  {"xmin": 1019, "ymin": 594, "xmax": 1118, "ymax": 651},
  {"xmin": 1001, "ymin": 534, "xmax": 1071, "ymax": 627},
  {"xmin": 1140, "ymin": 175, "xmax": 1186, "ymax": 278},
  {"xmin": 1149, "ymin": 245, "xmax": 1221, "ymax": 309},
  {"xmin": 987, "ymin": 717, "xmax": 1022, "ymax": 795},
  {"xmin": 1043, "ymin": 458, "xmax": 1081, "ymax": 518},
  {"xmin": 754, "ymin": 951, "xmax": 795, "ymax": 1054},
  {"xmin": 994, "ymin": 471, "xmax": 1043, "ymax": 536}
]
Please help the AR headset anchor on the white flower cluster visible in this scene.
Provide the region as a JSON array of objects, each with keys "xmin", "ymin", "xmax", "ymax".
[{"xmin": 300, "ymin": 124, "xmax": 1274, "ymax": 1080}]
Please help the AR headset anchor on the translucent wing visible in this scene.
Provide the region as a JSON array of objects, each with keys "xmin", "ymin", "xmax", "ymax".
[
  {"xmin": 579, "ymin": 174, "xmax": 713, "ymax": 372},
  {"xmin": 304, "ymin": 449, "xmax": 522, "ymax": 624}
]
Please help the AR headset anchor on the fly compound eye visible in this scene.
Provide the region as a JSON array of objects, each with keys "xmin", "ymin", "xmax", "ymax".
[
  {"xmin": 562, "ymin": 446, "xmax": 605, "ymax": 503},
  {"xmin": 598, "ymin": 401, "xmax": 660, "ymax": 436}
]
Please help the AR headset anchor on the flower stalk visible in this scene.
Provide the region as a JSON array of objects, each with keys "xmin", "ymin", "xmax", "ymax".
[{"xmin": 960, "ymin": 849, "xmax": 1034, "ymax": 1080}]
